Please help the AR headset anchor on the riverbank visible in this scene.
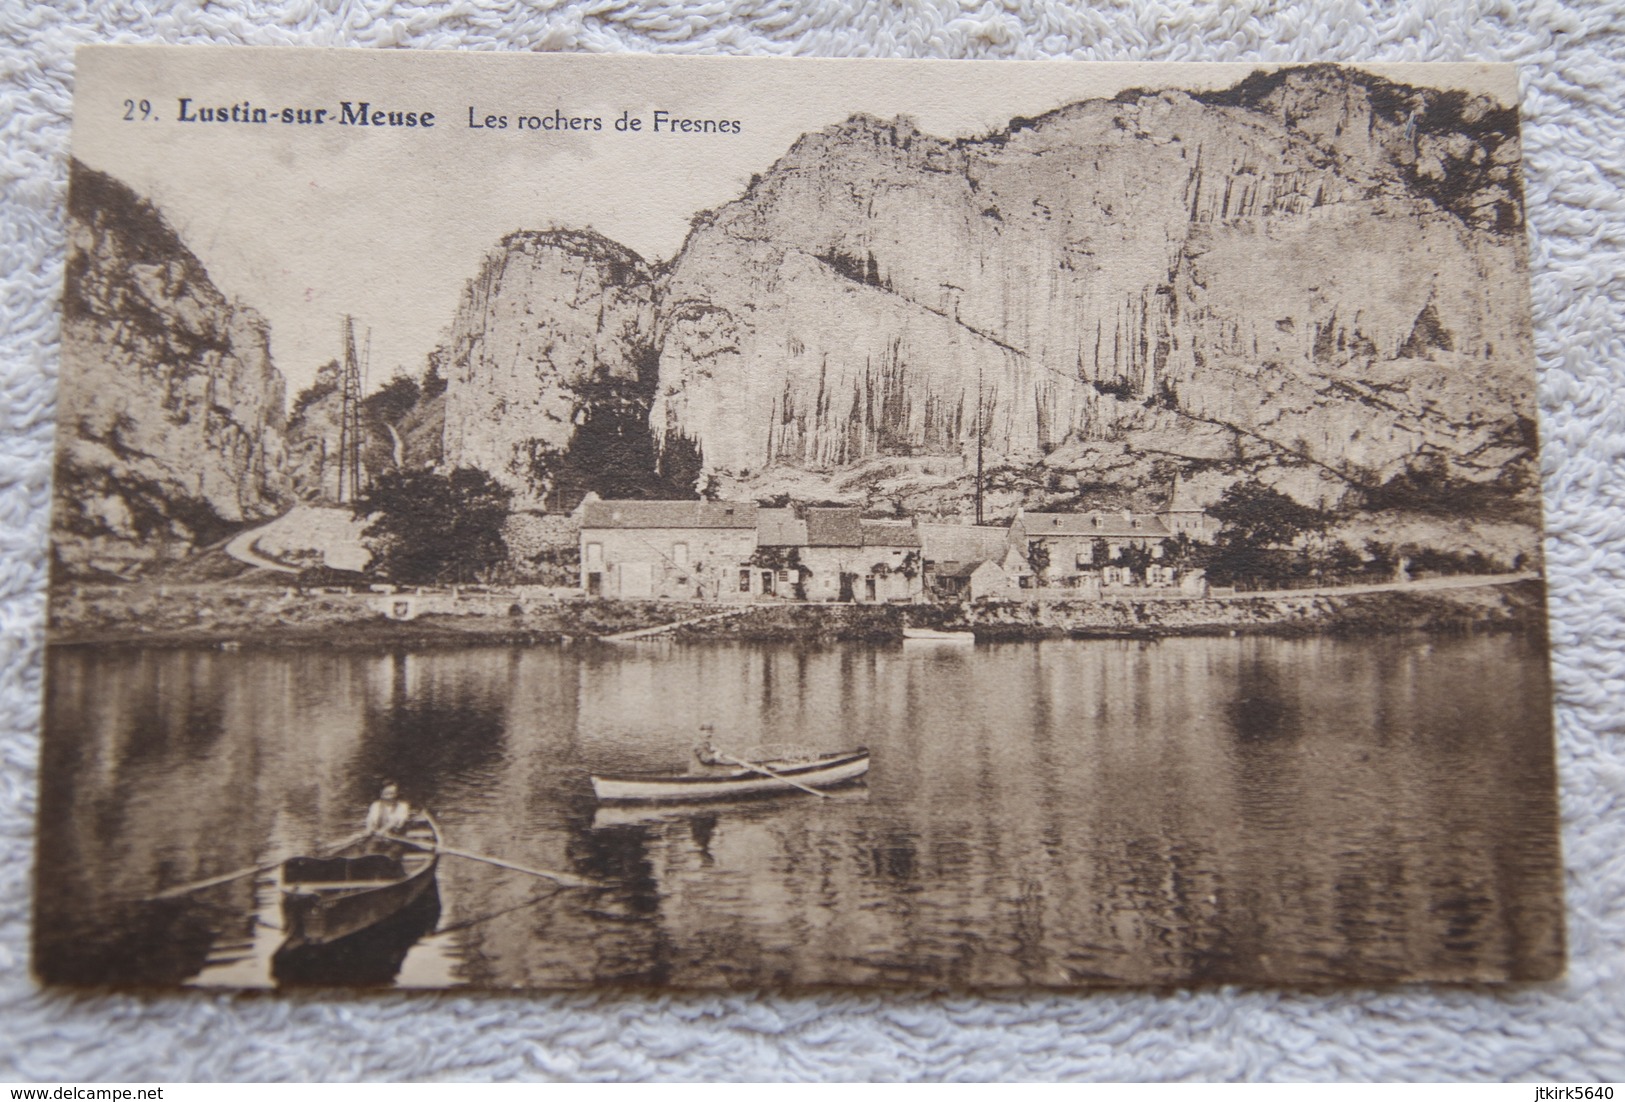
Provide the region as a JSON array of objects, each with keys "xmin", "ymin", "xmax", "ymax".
[
  {"xmin": 916, "ymin": 579, "xmax": 1548, "ymax": 641},
  {"xmin": 46, "ymin": 577, "xmax": 1549, "ymax": 649}
]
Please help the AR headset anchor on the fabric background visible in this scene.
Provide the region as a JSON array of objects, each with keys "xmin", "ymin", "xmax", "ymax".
[{"xmin": 1, "ymin": 0, "xmax": 1622, "ymax": 1082}]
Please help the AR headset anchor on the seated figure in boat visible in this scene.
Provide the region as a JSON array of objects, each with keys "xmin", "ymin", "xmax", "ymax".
[
  {"xmin": 366, "ymin": 782, "xmax": 415, "ymax": 837},
  {"xmin": 695, "ymin": 741, "xmax": 725, "ymax": 768}
]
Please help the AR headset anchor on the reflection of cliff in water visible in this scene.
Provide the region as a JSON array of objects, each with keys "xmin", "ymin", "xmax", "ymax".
[
  {"xmin": 273, "ymin": 882, "xmax": 442, "ymax": 988},
  {"xmin": 33, "ymin": 895, "xmax": 220, "ymax": 987},
  {"xmin": 36, "ymin": 634, "xmax": 1563, "ymax": 988}
]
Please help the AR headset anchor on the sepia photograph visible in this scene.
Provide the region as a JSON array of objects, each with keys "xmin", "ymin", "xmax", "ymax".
[{"xmin": 35, "ymin": 48, "xmax": 1563, "ymax": 990}]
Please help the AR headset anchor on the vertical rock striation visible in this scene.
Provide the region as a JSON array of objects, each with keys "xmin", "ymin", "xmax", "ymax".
[
  {"xmin": 56, "ymin": 161, "xmax": 289, "ymax": 577},
  {"xmin": 440, "ymin": 230, "xmax": 659, "ymax": 496},
  {"xmin": 647, "ymin": 67, "xmax": 1533, "ymax": 507}
]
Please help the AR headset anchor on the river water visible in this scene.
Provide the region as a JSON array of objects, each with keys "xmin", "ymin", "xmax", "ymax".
[{"xmin": 33, "ymin": 632, "xmax": 1563, "ymax": 988}]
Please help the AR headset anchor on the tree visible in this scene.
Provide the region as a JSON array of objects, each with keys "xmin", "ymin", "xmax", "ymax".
[
  {"xmin": 1205, "ymin": 483, "xmax": 1330, "ymax": 588},
  {"xmin": 1159, "ymin": 532, "xmax": 1195, "ymax": 567},
  {"xmin": 1209, "ymin": 483, "xmax": 1330, "ymax": 550},
  {"xmin": 419, "ymin": 348, "xmax": 449, "ymax": 400},
  {"xmin": 1116, "ymin": 542, "xmax": 1155, "ymax": 580},
  {"xmin": 354, "ymin": 466, "xmax": 513, "ymax": 585},
  {"xmin": 1027, "ymin": 538, "xmax": 1051, "ymax": 579}
]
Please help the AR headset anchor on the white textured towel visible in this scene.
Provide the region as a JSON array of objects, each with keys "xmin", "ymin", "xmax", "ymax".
[{"xmin": 2, "ymin": 0, "xmax": 1622, "ymax": 1082}]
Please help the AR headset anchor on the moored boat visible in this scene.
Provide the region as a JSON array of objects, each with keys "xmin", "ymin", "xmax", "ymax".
[
  {"xmin": 592, "ymin": 748, "xmax": 870, "ymax": 803},
  {"xmin": 278, "ymin": 815, "xmax": 440, "ymax": 947},
  {"xmin": 903, "ymin": 627, "xmax": 975, "ymax": 643}
]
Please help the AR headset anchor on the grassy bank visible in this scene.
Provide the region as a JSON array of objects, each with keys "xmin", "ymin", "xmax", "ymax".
[{"xmin": 46, "ymin": 578, "xmax": 1547, "ymax": 649}]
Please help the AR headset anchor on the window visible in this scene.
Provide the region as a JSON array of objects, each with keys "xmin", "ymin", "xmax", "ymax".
[
  {"xmin": 777, "ymin": 570, "xmax": 790, "ymax": 583},
  {"xmin": 673, "ymin": 542, "xmax": 689, "ymax": 567},
  {"xmin": 739, "ymin": 569, "xmax": 751, "ymax": 592}
]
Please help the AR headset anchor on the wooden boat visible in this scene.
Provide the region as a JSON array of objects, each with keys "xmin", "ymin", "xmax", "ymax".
[
  {"xmin": 272, "ymin": 881, "xmax": 441, "ymax": 988},
  {"xmin": 592, "ymin": 748, "xmax": 870, "ymax": 803},
  {"xmin": 278, "ymin": 816, "xmax": 440, "ymax": 947},
  {"xmin": 903, "ymin": 627, "xmax": 975, "ymax": 643}
]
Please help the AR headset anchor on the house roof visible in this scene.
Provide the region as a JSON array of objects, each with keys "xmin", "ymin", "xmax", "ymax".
[
  {"xmin": 933, "ymin": 560, "xmax": 988, "ymax": 579},
  {"xmin": 805, "ymin": 507, "xmax": 865, "ymax": 547},
  {"xmin": 756, "ymin": 508, "xmax": 808, "ymax": 547},
  {"xmin": 1164, "ymin": 475, "xmax": 1204, "ymax": 514},
  {"xmin": 918, "ymin": 523, "xmax": 1013, "ymax": 563},
  {"xmin": 1021, "ymin": 511, "xmax": 1171, "ymax": 539},
  {"xmin": 581, "ymin": 500, "xmax": 758, "ymax": 530},
  {"xmin": 861, "ymin": 520, "xmax": 920, "ymax": 548}
]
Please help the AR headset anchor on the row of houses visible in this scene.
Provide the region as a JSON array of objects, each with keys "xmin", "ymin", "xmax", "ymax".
[{"xmin": 578, "ymin": 480, "xmax": 1218, "ymax": 603}]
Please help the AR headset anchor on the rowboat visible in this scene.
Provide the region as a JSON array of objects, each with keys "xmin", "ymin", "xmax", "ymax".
[
  {"xmin": 277, "ymin": 815, "xmax": 440, "ymax": 947},
  {"xmin": 271, "ymin": 880, "xmax": 441, "ymax": 988},
  {"xmin": 591, "ymin": 748, "xmax": 870, "ymax": 803},
  {"xmin": 902, "ymin": 627, "xmax": 975, "ymax": 643}
]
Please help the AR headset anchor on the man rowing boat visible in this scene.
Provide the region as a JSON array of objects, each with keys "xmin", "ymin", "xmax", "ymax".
[{"xmin": 365, "ymin": 782, "xmax": 415, "ymax": 836}]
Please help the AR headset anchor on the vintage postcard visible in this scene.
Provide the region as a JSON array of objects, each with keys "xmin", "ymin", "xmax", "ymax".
[{"xmin": 37, "ymin": 48, "xmax": 1562, "ymax": 988}]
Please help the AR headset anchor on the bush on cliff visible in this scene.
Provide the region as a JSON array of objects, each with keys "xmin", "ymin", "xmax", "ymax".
[{"xmin": 355, "ymin": 467, "xmax": 512, "ymax": 585}]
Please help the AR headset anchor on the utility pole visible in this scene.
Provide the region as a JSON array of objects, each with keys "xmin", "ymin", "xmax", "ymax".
[
  {"xmin": 975, "ymin": 361, "xmax": 985, "ymax": 526},
  {"xmin": 336, "ymin": 315, "xmax": 365, "ymax": 505}
]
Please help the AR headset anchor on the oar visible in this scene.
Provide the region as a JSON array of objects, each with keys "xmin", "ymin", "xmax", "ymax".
[
  {"xmin": 716, "ymin": 752, "xmax": 833, "ymax": 799},
  {"xmin": 149, "ymin": 830, "xmax": 368, "ymax": 901},
  {"xmin": 379, "ymin": 833, "xmax": 603, "ymax": 890}
]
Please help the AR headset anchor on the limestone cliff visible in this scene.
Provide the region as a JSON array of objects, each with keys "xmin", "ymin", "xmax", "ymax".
[
  {"xmin": 648, "ymin": 66, "xmax": 1535, "ymax": 522},
  {"xmin": 283, "ymin": 360, "xmax": 345, "ymax": 501},
  {"xmin": 440, "ymin": 230, "xmax": 660, "ymax": 500},
  {"xmin": 55, "ymin": 161, "xmax": 289, "ymax": 578}
]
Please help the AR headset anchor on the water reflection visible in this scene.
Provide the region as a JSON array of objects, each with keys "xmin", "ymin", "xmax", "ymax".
[{"xmin": 34, "ymin": 633, "xmax": 1563, "ymax": 988}]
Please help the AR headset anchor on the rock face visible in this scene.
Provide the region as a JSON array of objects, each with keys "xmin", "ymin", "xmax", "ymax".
[
  {"xmin": 56, "ymin": 161, "xmax": 288, "ymax": 578},
  {"xmin": 283, "ymin": 360, "xmax": 346, "ymax": 502},
  {"xmin": 647, "ymin": 66, "xmax": 1534, "ymax": 514},
  {"xmin": 441, "ymin": 230, "xmax": 659, "ymax": 496},
  {"xmin": 285, "ymin": 367, "xmax": 441, "ymax": 503}
]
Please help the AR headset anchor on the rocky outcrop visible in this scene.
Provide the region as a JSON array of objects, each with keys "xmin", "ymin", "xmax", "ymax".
[
  {"xmin": 648, "ymin": 67, "xmax": 1534, "ymax": 516},
  {"xmin": 440, "ymin": 230, "xmax": 659, "ymax": 495},
  {"xmin": 286, "ymin": 363, "xmax": 444, "ymax": 503},
  {"xmin": 283, "ymin": 360, "xmax": 345, "ymax": 502},
  {"xmin": 56, "ymin": 161, "xmax": 289, "ymax": 578}
]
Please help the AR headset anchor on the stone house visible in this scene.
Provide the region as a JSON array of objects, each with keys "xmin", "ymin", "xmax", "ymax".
[
  {"xmin": 578, "ymin": 500, "xmax": 759, "ymax": 600},
  {"xmin": 758, "ymin": 506, "xmax": 922, "ymax": 603},
  {"xmin": 1012, "ymin": 508, "xmax": 1174, "ymax": 588},
  {"xmin": 931, "ymin": 559, "xmax": 1017, "ymax": 602},
  {"xmin": 918, "ymin": 522, "xmax": 1028, "ymax": 599}
]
